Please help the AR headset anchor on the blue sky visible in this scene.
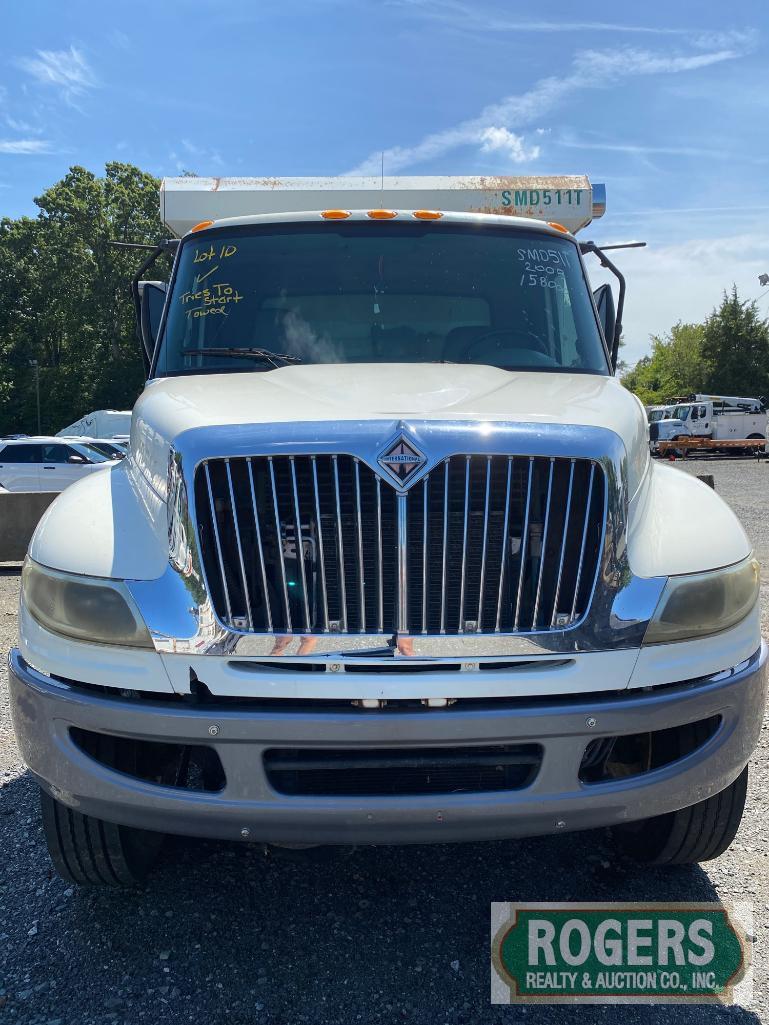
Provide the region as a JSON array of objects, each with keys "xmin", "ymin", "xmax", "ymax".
[{"xmin": 3, "ymin": 0, "xmax": 769, "ymax": 365}]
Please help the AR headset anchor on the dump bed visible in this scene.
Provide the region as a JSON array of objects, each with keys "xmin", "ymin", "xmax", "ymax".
[{"xmin": 160, "ymin": 175, "xmax": 605, "ymax": 237}]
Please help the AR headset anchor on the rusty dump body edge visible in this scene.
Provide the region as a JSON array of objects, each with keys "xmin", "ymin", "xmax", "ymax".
[{"xmin": 160, "ymin": 175, "xmax": 604, "ymax": 237}]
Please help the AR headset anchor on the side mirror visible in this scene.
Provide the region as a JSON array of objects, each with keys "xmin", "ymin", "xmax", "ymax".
[
  {"xmin": 68, "ymin": 454, "xmax": 88, "ymax": 464},
  {"xmin": 138, "ymin": 281, "xmax": 168, "ymax": 362},
  {"xmin": 592, "ymin": 284, "xmax": 616, "ymax": 353}
]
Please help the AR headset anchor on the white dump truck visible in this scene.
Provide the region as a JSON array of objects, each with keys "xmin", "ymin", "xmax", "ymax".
[
  {"xmin": 9, "ymin": 176, "xmax": 765, "ymax": 886},
  {"xmin": 652, "ymin": 394, "xmax": 767, "ymax": 455}
]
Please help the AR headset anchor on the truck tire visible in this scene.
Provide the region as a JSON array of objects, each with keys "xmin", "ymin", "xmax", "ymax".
[
  {"xmin": 613, "ymin": 766, "xmax": 748, "ymax": 865},
  {"xmin": 40, "ymin": 789, "xmax": 164, "ymax": 886}
]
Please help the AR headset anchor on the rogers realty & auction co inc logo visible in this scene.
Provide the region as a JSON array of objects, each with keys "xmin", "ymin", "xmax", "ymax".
[{"xmin": 491, "ymin": 903, "xmax": 750, "ymax": 1005}]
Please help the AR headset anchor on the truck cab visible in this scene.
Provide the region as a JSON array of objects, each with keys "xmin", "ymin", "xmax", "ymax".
[{"xmin": 8, "ymin": 176, "xmax": 766, "ymax": 886}]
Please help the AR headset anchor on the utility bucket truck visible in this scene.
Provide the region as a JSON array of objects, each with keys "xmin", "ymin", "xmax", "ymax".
[
  {"xmin": 652, "ymin": 394, "xmax": 767, "ymax": 455},
  {"xmin": 8, "ymin": 175, "xmax": 765, "ymax": 887}
]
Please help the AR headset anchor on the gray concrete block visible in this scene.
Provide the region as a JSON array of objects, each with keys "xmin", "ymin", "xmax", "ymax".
[{"xmin": 0, "ymin": 492, "xmax": 57, "ymax": 562}]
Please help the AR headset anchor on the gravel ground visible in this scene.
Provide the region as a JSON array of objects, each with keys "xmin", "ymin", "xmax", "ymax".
[{"xmin": 1, "ymin": 456, "xmax": 768, "ymax": 1025}]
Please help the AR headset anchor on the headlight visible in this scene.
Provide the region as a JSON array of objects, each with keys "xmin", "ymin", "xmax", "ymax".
[
  {"xmin": 643, "ymin": 556, "xmax": 759, "ymax": 645},
  {"xmin": 22, "ymin": 559, "xmax": 153, "ymax": 648}
]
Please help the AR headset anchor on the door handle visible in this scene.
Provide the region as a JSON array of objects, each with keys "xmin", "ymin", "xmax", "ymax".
[{"xmin": 43, "ymin": 466, "xmax": 56, "ymax": 470}]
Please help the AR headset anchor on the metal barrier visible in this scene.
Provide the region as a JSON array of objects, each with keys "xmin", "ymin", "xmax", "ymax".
[{"xmin": 0, "ymin": 492, "xmax": 57, "ymax": 562}]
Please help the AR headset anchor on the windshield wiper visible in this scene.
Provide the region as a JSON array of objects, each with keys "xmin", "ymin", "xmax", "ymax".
[{"xmin": 181, "ymin": 346, "xmax": 303, "ymax": 368}]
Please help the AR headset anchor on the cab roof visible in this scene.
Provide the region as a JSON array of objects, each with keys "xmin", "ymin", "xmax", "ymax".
[{"xmin": 182, "ymin": 208, "xmax": 580, "ymax": 240}]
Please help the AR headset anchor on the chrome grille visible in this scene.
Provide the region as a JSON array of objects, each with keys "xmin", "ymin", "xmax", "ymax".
[{"xmin": 194, "ymin": 454, "xmax": 605, "ymax": 635}]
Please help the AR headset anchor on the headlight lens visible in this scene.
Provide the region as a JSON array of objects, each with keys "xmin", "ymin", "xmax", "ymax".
[
  {"xmin": 22, "ymin": 559, "xmax": 153, "ymax": 648},
  {"xmin": 643, "ymin": 556, "xmax": 759, "ymax": 645}
]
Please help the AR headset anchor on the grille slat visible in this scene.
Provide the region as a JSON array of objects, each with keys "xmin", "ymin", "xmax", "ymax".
[
  {"xmin": 194, "ymin": 452, "xmax": 605, "ymax": 636},
  {"xmin": 551, "ymin": 459, "xmax": 575, "ymax": 628},
  {"xmin": 531, "ymin": 458, "xmax": 554, "ymax": 631},
  {"xmin": 354, "ymin": 460, "xmax": 366, "ymax": 632},
  {"xmin": 477, "ymin": 456, "xmax": 492, "ymax": 630},
  {"xmin": 225, "ymin": 459, "xmax": 253, "ymax": 630},
  {"xmin": 268, "ymin": 456, "xmax": 292, "ymax": 631},
  {"xmin": 310, "ymin": 456, "xmax": 329, "ymax": 632},
  {"xmin": 421, "ymin": 479, "xmax": 428, "ymax": 635},
  {"xmin": 571, "ymin": 463, "xmax": 596, "ymax": 623},
  {"xmin": 440, "ymin": 461, "xmax": 449, "ymax": 633},
  {"xmin": 495, "ymin": 457, "xmax": 513, "ymax": 632},
  {"xmin": 375, "ymin": 476, "xmax": 384, "ymax": 632},
  {"xmin": 289, "ymin": 457, "xmax": 311, "ymax": 631},
  {"xmin": 246, "ymin": 457, "xmax": 273, "ymax": 631},
  {"xmin": 331, "ymin": 455, "xmax": 348, "ymax": 631},
  {"xmin": 513, "ymin": 457, "xmax": 534, "ymax": 631},
  {"xmin": 204, "ymin": 462, "xmax": 233, "ymax": 623}
]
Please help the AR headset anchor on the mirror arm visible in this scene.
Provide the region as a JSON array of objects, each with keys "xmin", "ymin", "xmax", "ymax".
[
  {"xmin": 121, "ymin": 239, "xmax": 179, "ymax": 372},
  {"xmin": 579, "ymin": 241, "xmax": 627, "ymax": 370}
]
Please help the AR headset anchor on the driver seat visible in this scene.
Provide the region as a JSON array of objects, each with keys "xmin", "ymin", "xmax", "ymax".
[{"xmin": 441, "ymin": 325, "xmax": 491, "ymax": 363}]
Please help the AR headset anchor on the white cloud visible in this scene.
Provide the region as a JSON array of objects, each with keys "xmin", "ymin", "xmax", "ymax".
[
  {"xmin": 572, "ymin": 47, "xmax": 741, "ymax": 76},
  {"xmin": 109, "ymin": 30, "xmax": 131, "ymax": 52},
  {"xmin": 347, "ymin": 44, "xmax": 743, "ymax": 174},
  {"xmin": 387, "ymin": 1, "xmax": 762, "ymax": 52},
  {"xmin": 15, "ymin": 46, "xmax": 97, "ymax": 103},
  {"xmin": 388, "ymin": 1, "xmax": 759, "ymax": 51},
  {"xmin": 5, "ymin": 116, "xmax": 39, "ymax": 134},
  {"xmin": 479, "ymin": 126, "xmax": 539, "ymax": 163},
  {"xmin": 0, "ymin": 139, "xmax": 52, "ymax": 154},
  {"xmin": 556, "ymin": 136, "xmax": 760, "ymax": 161},
  {"xmin": 168, "ymin": 140, "xmax": 224, "ymax": 173}
]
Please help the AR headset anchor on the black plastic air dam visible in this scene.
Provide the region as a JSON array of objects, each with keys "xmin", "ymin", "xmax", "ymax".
[{"xmin": 264, "ymin": 743, "xmax": 542, "ymax": 796}]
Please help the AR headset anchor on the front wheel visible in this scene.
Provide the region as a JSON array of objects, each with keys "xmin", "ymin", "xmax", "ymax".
[
  {"xmin": 40, "ymin": 790, "xmax": 164, "ymax": 886},
  {"xmin": 613, "ymin": 766, "xmax": 748, "ymax": 865}
]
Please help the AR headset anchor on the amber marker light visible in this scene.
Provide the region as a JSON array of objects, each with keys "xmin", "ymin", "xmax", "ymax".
[
  {"xmin": 190, "ymin": 219, "xmax": 214, "ymax": 233},
  {"xmin": 367, "ymin": 209, "xmax": 397, "ymax": 219},
  {"xmin": 321, "ymin": 210, "xmax": 351, "ymax": 219},
  {"xmin": 547, "ymin": 221, "xmax": 569, "ymax": 233},
  {"xmin": 413, "ymin": 210, "xmax": 443, "ymax": 220}
]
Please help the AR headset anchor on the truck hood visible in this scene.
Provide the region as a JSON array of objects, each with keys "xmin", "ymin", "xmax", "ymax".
[{"xmin": 131, "ymin": 363, "xmax": 649, "ymax": 498}]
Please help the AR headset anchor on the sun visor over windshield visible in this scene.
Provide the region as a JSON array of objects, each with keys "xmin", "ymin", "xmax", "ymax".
[{"xmin": 160, "ymin": 176, "xmax": 606, "ymax": 237}]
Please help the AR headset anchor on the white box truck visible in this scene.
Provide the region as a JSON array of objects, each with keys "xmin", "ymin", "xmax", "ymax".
[{"xmin": 8, "ymin": 175, "xmax": 765, "ymax": 886}]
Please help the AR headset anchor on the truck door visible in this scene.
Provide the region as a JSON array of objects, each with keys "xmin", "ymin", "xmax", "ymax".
[{"xmin": 690, "ymin": 403, "xmax": 710, "ymax": 437}]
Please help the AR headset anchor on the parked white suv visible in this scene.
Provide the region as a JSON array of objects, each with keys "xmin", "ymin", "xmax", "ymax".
[{"xmin": 0, "ymin": 437, "xmax": 119, "ymax": 492}]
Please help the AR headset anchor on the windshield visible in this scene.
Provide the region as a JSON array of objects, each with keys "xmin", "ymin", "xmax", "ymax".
[
  {"xmin": 673, "ymin": 405, "xmax": 691, "ymax": 420},
  {"xmin": 85, "ymin": 441, "xmax": 125, "ymax": 458},
  {"xmin": 70, "ymin": 443, "xmax": 112, "ymax": 463},
  {"xmin": 155, "ymin": 223, "xmax": 608, "ymax": 376}
]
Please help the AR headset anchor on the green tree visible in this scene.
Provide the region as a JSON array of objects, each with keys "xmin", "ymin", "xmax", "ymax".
[
  {"xmin": 621, "ymin": 321, "xmax": 707, "ymax": 405},
  {"xmin": 700, "ymin": 286, "xmax": 769, "ymax": 398},
  {"xmin": 0, "ymin": 162, "xmax": 169, "ymax": 435}
]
